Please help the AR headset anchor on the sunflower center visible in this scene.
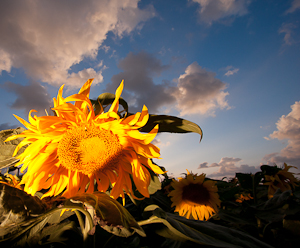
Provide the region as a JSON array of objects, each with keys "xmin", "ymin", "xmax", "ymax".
[
  {"xmin": 182, "ymin": 183, "xmax": 210, "ymax": 205},
  {"xmin": 57, "ymin": 125, "xmax": 122, "ymax": 175}
]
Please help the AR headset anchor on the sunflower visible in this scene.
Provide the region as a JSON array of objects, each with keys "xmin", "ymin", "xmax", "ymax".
[
  {"xmin": 168, "ymin": 171, "xmax": 220, "ymax": 221},
  {"xmin": 235, "ymin": 193, "xmax": 253, "ymax": 203},
  {"xmin": 264, "ymin": 163, "xmax": 298, "ymax": 198},
  {"xmin": 5, "ymin": 79, "xmax": 164, "ymax": 201}
]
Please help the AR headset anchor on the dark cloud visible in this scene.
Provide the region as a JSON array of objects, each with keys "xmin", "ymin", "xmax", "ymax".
[
  {"xmin": 0, "ymin": 123, "xmax": 19, "ymax": 131},
  {"xmin": 198, "ymin": 162, "xmax": 208, "ymax": 168},
  {"xmin": 106, "ymin": 51, "xmax": 176, "ymax": 113},
  {"xmin": 1, "ymin": 81, "xmax": 52, "ymax": 116}
]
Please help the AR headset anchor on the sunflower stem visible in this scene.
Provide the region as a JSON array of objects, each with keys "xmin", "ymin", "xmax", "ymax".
[{"xmin": 252, "ymin": 174, "xmax": 257, "ymax": 204}]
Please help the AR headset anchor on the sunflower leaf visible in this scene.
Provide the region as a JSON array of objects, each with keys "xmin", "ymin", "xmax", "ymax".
[
  {"xmin": 139, "ymin": 205, "xmax": 273, "ymax": 248},
  {"xmin": 0, "ymin": 127, "xmax": 25, "ymax": 169},
  {"xmin": 34, "ymin": 221, "xmax": 81, "ymax": 246},
  {"xmin": 0, "ymin": 183, "xmax": 48, "ymax": 232},
  {"xmin": 138, "ymin": 115, "xmax": 203, "ymax": 140},
  {"xmin": 0, "ymin": 186, "xmax": 80, "ymax": 245},
  {"xmin": 91, "ymin": 93, "xmax": 129, "ymax": 115},
  {"xmin": 70, "ymin": 192, "xmax": 145, "ymax": 238}
]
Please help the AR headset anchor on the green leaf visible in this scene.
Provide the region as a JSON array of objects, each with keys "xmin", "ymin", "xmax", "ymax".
[
  {"xmin": 0, "ymin": 183, "xmax": 48, "ymax": 231},
  {"xmin": 255, "ymin": 189, "xmax": 292, "ymax": 211},
  {"xmin": 36, "ymin": 221, "xmax": 81, "ymax": 246},
  {"xmin": 91, "ymin": 93, "xmax": 129, "ymax": 115},
  {"xmin": 148, "ymin": 174, "xmax": 162, "ymax": 195},
  {"xmin": 0, "ymin": 127, "xmax": 25, "ymax": 169},
  {"xmin": 283, "ymin": 219, "xmax": 300, "ymax": 236},
  {"xmin": 139, "ymin": 205, "xmax": 273, "ymax": 248},
  {"xmin": 138, "ymin": 115, "xmax": 203, "ymax": 140},
  {"xmin": 217, "ymin": 208, "xmax": 257, "ymax": 226},
  {"xmin": 70, "ymin": 192, "xmax": 145, "ymax": 238}
]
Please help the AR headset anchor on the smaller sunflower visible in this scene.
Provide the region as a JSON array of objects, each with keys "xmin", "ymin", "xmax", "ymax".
[
  {"xmin": 168, "ymin": 170, "xmax": 220, "ymax": 221},
  {"xmin": 264, "ymin": 163, "xmax": 299, "ymax": 198},
  {"xmin": 235, "ymin": 193, "xmax": 253, "ymax": 203}
]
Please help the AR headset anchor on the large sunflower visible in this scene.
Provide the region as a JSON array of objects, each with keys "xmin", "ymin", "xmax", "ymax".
[
  {"xmin": 168, "ymin": 171, "xmax": 220, "ymax": 221},
  {"xmin": 5, "ymin": 79, "xmax": 164, "ymax": 201},
  {"xmin": 264, "ymin": 163, "xmax": 298, "ymax": 198}
]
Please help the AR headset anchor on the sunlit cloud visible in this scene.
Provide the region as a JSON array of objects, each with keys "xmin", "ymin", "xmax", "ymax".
[
  {"xmin": 1, "ymin": 81, "xmax": 52, "ymax": 116},
  {"xmin": 172, "ymin": 62, "xmax": 231, "ymax": 116},
  {"xmin": 264, "ymin": 101, "xmax": 300, "ymax": 168},
  {"xmin": 190, "ymin": 0, "xmax": 251, "ymax": 25},
  {"xmin": 152, "ymin": 139, "xmax": 171, "ymax": 147},
  {"xmin": 106, "ymin": 53, "xmax": 230, "ymax": 117},
  {"xmin": 0, "ymin": 0, "xmax": 155, "ymax": 88}
]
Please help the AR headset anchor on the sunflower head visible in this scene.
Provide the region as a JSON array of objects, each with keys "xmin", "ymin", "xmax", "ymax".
[
  {"xmin": 263, "ymin": 163, "xmax": 299, "ymax": 198},
  {"xmin": 235, "ymin": 192, "xmax": 253, "ymax": 203},
  {"xmin": 168, "ymin": 170, "xmax": 220, "ymax": 221},
  {"xmin": 5, "ymin": 79, "xmax": 165, "ymax": 202}
]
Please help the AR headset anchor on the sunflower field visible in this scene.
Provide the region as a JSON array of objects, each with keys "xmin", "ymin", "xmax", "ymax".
[{"xmin": 0, "ymin": 79, "xmax": 300, "ymax": 248}]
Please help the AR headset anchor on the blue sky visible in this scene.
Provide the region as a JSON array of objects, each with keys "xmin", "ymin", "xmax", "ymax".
[{"xmin": 1, "ymin": 0, "xmax": 300, "ymax": 179}]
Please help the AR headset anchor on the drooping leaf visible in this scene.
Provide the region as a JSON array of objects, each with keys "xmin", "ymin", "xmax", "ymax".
[
  {"xmin": 91, "ymin": 93, "xmax": 129, "ymax": 115},
  {"xmin": 0, "ymin": 127, "xmax": 25, "ymax": 169},
  {"xmin": 0, "ymin": 183, "xmax": 48, "ymax": 231},
  {"xmin": 70, "ymin": 192, "xmax": 145, "ymax": 237},
  {"xmin": 249, "ymin": 189, "xmax": 293, "ymax": 223},
  {"xmin": 34, "ymin": 221, "xmax": 81, "ymax": 246},
  {"xmin": 254, "ymin": 189, "xmax": 292, "ymax": 211},
  {"xmin": 148, "ymin": 174, "xmax": 162, "ymax": 195},
  {"xmin": 138, "ymin": 115, "xmax": 203, "ymax": 140},
  {"xmin": 139, "ymin": 205, "xmax": 273, "ymax": 248},
  {"xmin": 0, "ymin": 194, "xmax": 91, "ymax": 246}
]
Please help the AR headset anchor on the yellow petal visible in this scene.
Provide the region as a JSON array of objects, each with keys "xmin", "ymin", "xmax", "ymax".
[{"xmin": 109, "ymin": 80, "xmax": 124, "ymax": 113}]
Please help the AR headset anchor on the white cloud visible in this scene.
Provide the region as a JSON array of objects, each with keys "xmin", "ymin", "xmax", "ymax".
[
  {"xmin": 285, "ymin": 0, "xmax": 300, "ymax": 14},
  {"xmin": 225, "ymin": 68, "xmax": 239, "ymax": 76},
  {"xmin": 191, "ymin": 0, "xmax": 251, "ymax": 25},
  {"xmin": 264, "ymin": 101, "xmax": 300, "ymax": 168},
  {"xmin": 172, "ymin": 62, "xmax": 231, "ymax": 116},
  {"xmin": 278, "ymin": 23, "xmax": 298, "ymax": 46},
  {"xmin": 106, "ymin": 54, "xmax": 230, "ymax": 117},
  {"xmin": 0, "ymin": 0, "xmax": 155, "ymax": 88},
  {"xmin": 152, "ymin": 139, "xmax": 171, "ymax": 147},
  {"xmin": 204, "ymin": 157, "xmax": 259, "ymax": 179}
]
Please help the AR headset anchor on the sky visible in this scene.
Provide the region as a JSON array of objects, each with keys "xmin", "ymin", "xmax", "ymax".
[{"xmin": 0, "ymin": 0, "xmax": 300, "ymax": 179}]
